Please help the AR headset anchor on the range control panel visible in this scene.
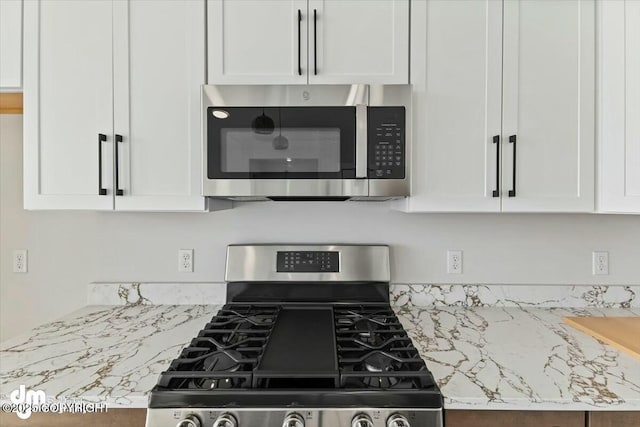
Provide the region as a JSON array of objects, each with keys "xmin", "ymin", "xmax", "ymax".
[
  {"xmin": 368, "ymin": 106, "xmax": 406, "ymax": 179},
  {"xmin": 276, "ymin": 251, "xmax": 339, "ymax": 273}
]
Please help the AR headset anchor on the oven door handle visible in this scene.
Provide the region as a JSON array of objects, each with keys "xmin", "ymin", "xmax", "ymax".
[{"xmin": 355, "ymin": 104, "xmax": 368, "ymax": 179}]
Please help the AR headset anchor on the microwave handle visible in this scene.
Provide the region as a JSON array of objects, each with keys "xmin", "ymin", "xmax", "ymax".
[{"xmin": 356, "ymin": 104, "xmax": 368, "ymax": 178}]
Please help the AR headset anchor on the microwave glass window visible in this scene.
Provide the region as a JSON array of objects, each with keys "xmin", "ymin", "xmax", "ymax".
[
  {"xmin": 220, "ymin": 128, "xmax": 341, "ymax": 173},
  {"xmin": 207, "ymin": 106, "xmax": 356, "ymax": 179}
]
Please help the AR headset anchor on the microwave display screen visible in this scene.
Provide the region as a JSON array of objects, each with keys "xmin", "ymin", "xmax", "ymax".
[{"xmin": 221, "ymin": 128, "xmax": 341, "ymax": 173}]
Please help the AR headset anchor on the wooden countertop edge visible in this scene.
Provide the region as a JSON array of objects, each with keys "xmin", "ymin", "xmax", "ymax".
[
  {"xmin": 0, "ymin": 93, "xmax": 23, "ymax": 114},
  {"xmin": 563, "ymin": 316, "xmax": 640, "ymax": 359}
]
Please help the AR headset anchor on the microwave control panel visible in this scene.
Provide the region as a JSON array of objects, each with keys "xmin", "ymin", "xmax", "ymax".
[
  {"xmin": 368, "ymin": 107, "xmax": 406, "ymax": 179},
  {"xmin": 276, "ymin": 251, "xmax": 339, "ymax": 273}
]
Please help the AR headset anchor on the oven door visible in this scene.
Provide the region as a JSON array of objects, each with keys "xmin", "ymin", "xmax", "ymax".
[{"xmin": 204, "ymin": 106, "xmax": 368, "ymax": 198}]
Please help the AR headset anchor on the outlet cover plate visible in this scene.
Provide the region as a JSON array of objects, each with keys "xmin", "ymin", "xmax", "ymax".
[
  {"xmin": 447, "ymin": 250, "xmax": 462, "ymax": 274},
  {"xmin": 592, "ymin": 251, "xmax": 609, "ymax": 275},
  {"xmin": 13, "ymin": 249, "xmax": 28, "ymax": 273},
  {"xmin": 178, "ymin": 249, "xmax": 194, "ymax": 273}
]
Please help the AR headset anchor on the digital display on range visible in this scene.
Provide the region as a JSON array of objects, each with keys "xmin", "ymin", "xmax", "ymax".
[{"xmin": 277, "ymin": 251, "xmax": 339, "ymax": 273}]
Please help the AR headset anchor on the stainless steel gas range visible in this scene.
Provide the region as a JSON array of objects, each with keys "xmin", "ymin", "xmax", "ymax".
[{"xmin": 146, "ymin": 245, "xmax": 443, "ymax": 427}]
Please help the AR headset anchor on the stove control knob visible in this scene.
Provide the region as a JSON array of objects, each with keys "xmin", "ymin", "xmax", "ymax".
[
  {"xmin": 213, "ymin": 413, "xmax": 237, "ymax": 427},
  {"xmin": 351, "ymin": 414, "xmax": 374, "ymax": 427},
  {"xmin": 282, "ymin": 413, "xmax": 305, "ymax": 427},
  {"xmin": 176, "ymin": 415, "xmax": 201, "ymax": 427},
  {"xmin": 387, "ymin": 414, "xmax": 411, "ymax": 427}
]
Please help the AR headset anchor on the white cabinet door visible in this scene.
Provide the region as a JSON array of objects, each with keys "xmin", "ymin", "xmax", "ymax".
[
  {"xmin": 23, "ymin": 0, "xmax": 114, "ymax": 210},
  {"xmin": 501, "ymin": 0, "xmax": 595, "ymax": 212},
  {"xmin": 0, "ymin": 0, "xmax": 22, "ymax": 89},
  {"xmin": 208, "ymin": 0, "xmax": 308, "ymax": 85},
  {"xmin": 406, "ymin": 0, "xmax": 502, "ymax": 212},
  {"xmin": 307, "ymin": 0, "xmax": 409, "ymax": 84},
  {"xmin": 598, "ymin": 0, "xmax": 640, "ymax": 214},
  {"xmin": 113, "ymin": 0, "xmax": 207, "ymax": 211}
]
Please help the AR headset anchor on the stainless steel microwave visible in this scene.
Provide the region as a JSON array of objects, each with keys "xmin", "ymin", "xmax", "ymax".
[{"xmin": 202, "ymin": 84, "xmax": 411, "ymax": 201}]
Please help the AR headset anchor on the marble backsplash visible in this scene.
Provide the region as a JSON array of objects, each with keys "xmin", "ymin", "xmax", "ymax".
[
  {"xmin": 87, "ymin": 282, "xmax": 226, "ymax": 305},
  {"xmin": 391, "ymin": 284, "xmax": 639, "ymax": 308},
  {"xmin": 89, "ymin": 282, "xmax": 639, "ymax": 308}
]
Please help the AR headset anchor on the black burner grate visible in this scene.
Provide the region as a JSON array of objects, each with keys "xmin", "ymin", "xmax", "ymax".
[
  {"xmin": 156, "ymin": 304, "xmax": 279, "ymax": 390},
  {"xmin": 154, "ymin": 303, "xmax": 436, "ymax": 393},
  {"xmin": 334, "ymin": 305, "xmax": 436, "ymax": 390}
]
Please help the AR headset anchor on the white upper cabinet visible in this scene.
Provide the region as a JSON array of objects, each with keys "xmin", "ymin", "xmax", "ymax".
[
  {"xmin": 598, "ymin": 0, "xmax": 640, "ymax": 214},
  {"xmin": 0, "ymin": 0, "xmax": 22, "ymax": 89},
  {"xmin": 207, "ymin": 0, "xmax": 409, "ymax": 85},
  {"xmin": 23, "ymin": 0, "xmax": 114, "ymax": 210},
  {"xmin": 407, "ymin": 0, "xmax": 595, "ymax": 213},
  {"xmin": 113, "ymin": 0, "xmax": 206, "ymax": 211},
  {"xmin": 24, "ymin": 0, "xmax": 215, "ymax": 211},
  {"xmin": 307, "ymin": 0, "xmax": 409, "ymax": 84},
  {"xmin": 407, "ymin": 0, "xmax": 502, "ymax": 212},
  {"xmin": 208, "ymin": 0, "xmax": 308, "ymax": 85},
  {"xmin": 501, "ymin": 0, "xmax": 595, "ymax": 212}
]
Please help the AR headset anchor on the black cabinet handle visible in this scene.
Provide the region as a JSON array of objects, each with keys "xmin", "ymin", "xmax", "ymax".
[
  {"xmin": 508, "ymin": 134, "xmax": 517, "ymax": 197},
  {"xmin": 115, "ymin": 134, "xmax": 124, "ymax": 196},
  {"xmin": 97, "ymin": 133, "xmax": 107, "ymax": 195},
  {"xmin": 297, "ymin": 9, "xmax": 302, "ymax": 76},
  {"xmin": 492, "ymin": 135, "xmax": 500, "ymax": 197},
  {"xmin": 313, "ymin": 9, "xmax": 318, "ymax": 75}
]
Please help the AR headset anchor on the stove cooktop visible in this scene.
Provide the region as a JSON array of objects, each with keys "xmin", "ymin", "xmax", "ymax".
[
  {"xmin": 149, "ymin": 303, "xmax": 441, "ymax": 409},
  {"xmin": 146, "ymin": 245, "xmax": 443, "ymax": 427}
]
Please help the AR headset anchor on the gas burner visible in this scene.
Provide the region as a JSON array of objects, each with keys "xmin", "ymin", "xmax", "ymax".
[
  {"xmin": 335, "ymin": 307, "xmax": 404, "ymax": 350},
  {"xmin": 356, "ymin": 318, "xmax": 387, "ymax": 328},
  {"xmin": 204, "ymin": 309, "xmax": 277, "ymax": 346},
  {"xmin": 360, "ymin": 352, "xmax": 406, "ymax": 388},
  {"xmin": 186, "ymin": 350, "xmax": 244, "ymax": 390},
  {"xmin": 364, "ymin": 352, "xmax": 398, "ymax": 373},
  {"xmin": 217, "ymin": 323, "xmax": 250, "ymax": 346},
  {"xmin": 336, "ymin": 310, "xmax": 389, "ymax": 329},
  {"xmin": 354, "ymin": 317, "xmax": 387, "ymax": 338},
  {"xmin": 212, "ymin": 310, "xmax": 276, "ymax": 328},
  {"xmin": 189, "ymin": 376, "xmax": 237, "ymax": 390},
  {"xmin": 203, "ymin": 350, "xmax": 242, "ymax": 372},
  {"xmin": 363, "ymin": 375, "xmax": 401, "ymax": 389}
]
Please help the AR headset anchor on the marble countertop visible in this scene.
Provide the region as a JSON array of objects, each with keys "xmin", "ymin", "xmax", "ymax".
[
  {"xmin": 0, "ymin": 304, "xmax": 220, "ymax": 408},
  {"xmin": 1, "ymin": 300, "xmax": 640, "ymax": 410},
  {"xmin": 396, "ymin": 305, "xmax": 640, "ymax": 410}
]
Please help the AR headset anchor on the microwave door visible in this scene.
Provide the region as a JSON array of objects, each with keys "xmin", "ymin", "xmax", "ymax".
[
  {"xmin": 201, "ymin": 84, "xmax": 411, "ymax": 199},
  {"xmin": 207, "ymin": 107, "xmax": 357, "ymax": 181}
]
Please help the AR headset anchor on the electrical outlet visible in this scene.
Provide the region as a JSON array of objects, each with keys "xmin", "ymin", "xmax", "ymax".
[
  {"xmin": 447, "ymin": 250, "xmax": 462, "ymax": 274},
  {"xmin": 178, "ymin": 249, "xmax": 194, "ymax": 273},
  {"xmin": 592, "ymin": 251, "xmax": 609, "ymax": 275},
  {"xmin": 13, "ymin": 249, "xmax": 28, "ymax": 273}
]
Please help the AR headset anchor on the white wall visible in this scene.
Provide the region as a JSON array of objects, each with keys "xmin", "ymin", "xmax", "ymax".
[{"xmin": 2, "ymin": 115, "xmax": 640, "ymax": 341}]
